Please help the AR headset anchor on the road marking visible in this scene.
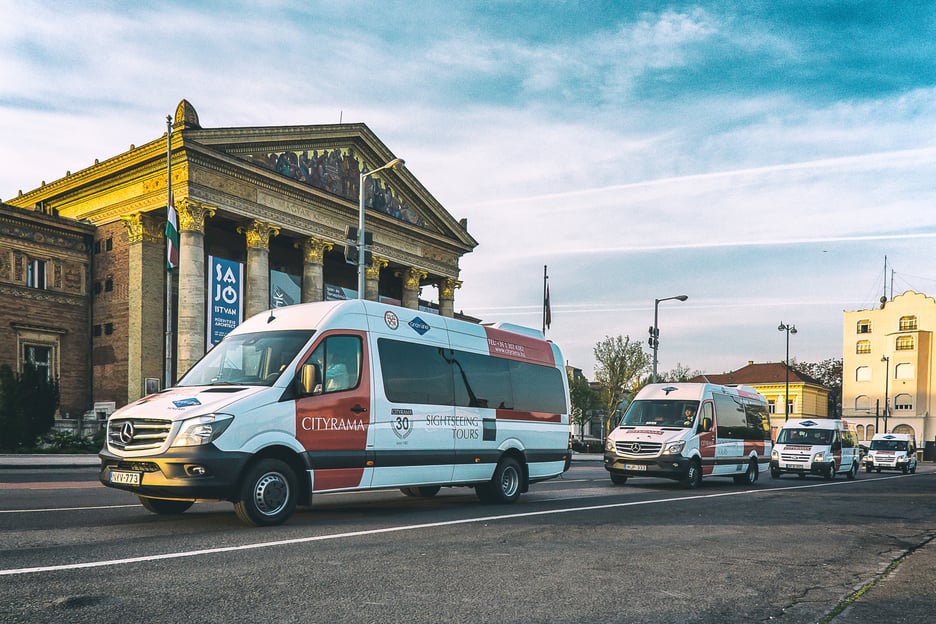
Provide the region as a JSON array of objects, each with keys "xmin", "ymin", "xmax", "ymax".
[
  {"xmin": 0, "ymin": 473, "xmax": 914, "ymax": 577},
  {"xmin": 0, "ymin": 481, "xmax": 102, "ymax": 490},
  {"xmin": 0, "ymin": 504, "xmax": 140, "ymax": 514}
]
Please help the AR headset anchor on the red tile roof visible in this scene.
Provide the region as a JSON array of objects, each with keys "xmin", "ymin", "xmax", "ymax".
[{"xmin": 689, "ymin": 362, "xmax": 824, "ymax": 387}]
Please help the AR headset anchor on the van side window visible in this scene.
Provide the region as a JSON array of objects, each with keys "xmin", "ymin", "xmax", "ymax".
[
  {"xmin": 713, "ymin": 393, "xmax": 746, "ymax": 439},
  {"xmin": 307, "ymin": 335, "xmax": 362, "ymax": 394},
  {"xmin": 379, "ymin": 340, "xmax": 455, "ymax": 405},
  {"xmin": 699, "ymin": 402, "xmax": 714, "ymax": 432}
]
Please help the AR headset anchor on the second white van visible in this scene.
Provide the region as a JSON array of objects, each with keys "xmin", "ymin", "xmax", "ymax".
[
  {"xmin": 865, "ymin": 433, "xmax": 917, "ymax": 474},
  {"xmin": 770, "ymin": 419, "xmax": 860, "ymax": 480}
]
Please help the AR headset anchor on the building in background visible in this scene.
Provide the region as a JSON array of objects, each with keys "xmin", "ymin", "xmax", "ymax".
[
  {"xmin": 5, "ymin": 100, "xmax": 477, "ymax": 414},
  {"xmin": 842, "ymin": 290, "xmax": 935, "ymax": 459},
  {"xmin": 691, "ymin": 362, "xmax": 829, "ymax": 440}
]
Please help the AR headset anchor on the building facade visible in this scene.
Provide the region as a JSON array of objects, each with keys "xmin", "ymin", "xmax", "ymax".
[
  {"xmin": 692, "ymin": 362, "xmax": 829, "ymax": 439},
  {"xmin": 0, "ymin": 202, "xmax": 94, "ymax": 425},
  {"xmin": 6, "ymin": 100, "xmax": 478, "ymax": 413},
  {"xmin": 842, "ymin": 290, "xmax": 935, "ymax": 457}
]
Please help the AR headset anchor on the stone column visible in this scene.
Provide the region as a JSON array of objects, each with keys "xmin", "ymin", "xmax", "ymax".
[
  {"xmin": 237, "ymin": 220, "xmax": 280, "ymax": 318},
  {"xmin": 297, "ymin": 237, "xmax": 333, "ymax": 303},
  {"xmin": 176, "ymin": 199, "xmax": 216, "ymax": 377},
  {"xmin": 438, "ymin": 277, "xmax": 461, "ymax": 318},
  {"xmin": 397, "ymin": 267, "xmax": 427, "ymax": 310},
  {"xmin": 364, "ymin": 256, "xmax": 389, "ymax": 302},
  {"xmin": 120, "ymin": 212, "xmax": 165, "ymax": 402}
]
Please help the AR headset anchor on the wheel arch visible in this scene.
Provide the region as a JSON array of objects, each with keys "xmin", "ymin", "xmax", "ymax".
[{"xmin": 238, "ymin": 445, "xmax": 311, "ymax": 506}]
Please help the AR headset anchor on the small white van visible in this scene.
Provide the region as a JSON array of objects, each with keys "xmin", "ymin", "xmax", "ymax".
[
  {"xmin": 604, "ymin": 383, "xmax": 771, "ymax": 488},
  {"xmin": 770, "ymin": 419, "xmax": 860, "ymax": 480},
  {"xmin": 865, "ymin": 433, "xmax": 917, "ymax": 474},
  {"xmin": 99, "ymin": 300, "xmax": 571, "ymax": 526}
]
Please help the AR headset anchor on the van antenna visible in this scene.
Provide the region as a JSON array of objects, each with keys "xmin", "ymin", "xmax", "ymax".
[{"xmin": 267, "ymin": 309, "xmax": 276, "ymax": 323}]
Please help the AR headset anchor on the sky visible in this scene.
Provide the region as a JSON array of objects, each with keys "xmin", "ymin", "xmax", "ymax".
[{"xmin": 2, "ymin": 0, "xmax": 935, "ymax": 379}]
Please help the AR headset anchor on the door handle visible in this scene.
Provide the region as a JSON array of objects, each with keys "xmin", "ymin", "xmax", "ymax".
[{"xmin": 351, "ymin": 405, "xmax": 368, "ymax": 414}]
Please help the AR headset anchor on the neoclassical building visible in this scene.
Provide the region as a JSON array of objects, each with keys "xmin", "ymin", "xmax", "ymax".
[
  {"xmin": 842, "ymin": 290, "xmax": 935, "ymax": 458},
  {"xmin": 6, "ymin": 100, "xmax": 477, "ymax": 409}
]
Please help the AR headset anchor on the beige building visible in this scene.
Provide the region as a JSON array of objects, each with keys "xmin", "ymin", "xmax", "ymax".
[
  {"xmin": 6, "ymin": 100, "xmax": 478, "ymax": 410},
  {"xmin": 842, "ymin": 290, "xmax": 934, "ymax": 457},
  {"xmin": 692, "ymin": 362, "xmax": 830, "ymax": 440}
]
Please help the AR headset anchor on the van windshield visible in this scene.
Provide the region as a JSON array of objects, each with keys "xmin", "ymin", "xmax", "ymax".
[
  {"xmin": 777, "ymin": 428, "xmax": 832, "ymax": 445},
  {"xmin": 620, "ymin": 400, "xmax": 700, "ymax": 428},
  {"xmin": 176, "ymin": 330, "xmax": 315, "ymax": 387},
  {"xmin": 870, "ymin": 439, "xmax": 908, "ymax": 451}
]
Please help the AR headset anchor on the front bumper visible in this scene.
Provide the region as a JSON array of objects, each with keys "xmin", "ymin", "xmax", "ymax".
[
  {"xmin": 769, "ymin": 458, "xmax": 832, "ymax": 475},
  {"xmin": 604, "ymin": 452, "xmax": 691, "ymax": 480},
  {"xmin": 99, "ymin": 446, "xmax": 252, "ymax": 501}
]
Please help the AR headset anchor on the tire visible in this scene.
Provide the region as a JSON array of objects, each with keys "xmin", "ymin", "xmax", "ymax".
[
  {"xmin": 911, "ymin": 463, "xmax": 917, "ymax": 474},
  {"xmin": 846, "ymin": 462, "xmax": 858, "ymax": 480},
  {"xmin": 400, "ymin": 487, "xmax": 417, "ymax": 497},
  {"xmin": 734, "ymin": 461, "xmax": 758, "ymax": 486},
  {"xmin": 824, "ymin": 463, "xmax": 835, "ymax": 480},
  {"xmin": 770, "ymin": 466, "xmax": 781, "ymax": 479},
  {"xmin": 476, "ymin": 457, "xmax": 523, "ymax": 504},
  {"xmin": 234, "ymin": 458, "xmax": 297, "ymax": 527},
  {"xmin": 866, "ymin": 465, "xmax": 872, "ymax": 473},
  {"xmin": 412, "ymin": 486, "xmax": 441, "ymax": 497},
  {"xmin": 138, "ymin": 496, "xmax": 193, "ymax": 515},
  {"xmin": 681, "ymin": 460, "xmax": 702, "ymax": 489},
  {"xmin": 902, "ymin": 465, "xmax": 909, "ymax": 474},
  {"xmin": 610, "ymin": 472, "xmax": 629, "ymax": 485},
  {"xmin": 876, "ymin": 467, "xmax": 881, "ymax": 473}
]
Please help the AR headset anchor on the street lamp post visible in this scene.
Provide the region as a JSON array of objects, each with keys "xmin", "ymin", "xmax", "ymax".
[
  {"xmin": 650, "ymin": 294, "xmax": 688, "ymax": 383},
  {"xmin": 357, "ymin": 158, "xmax": 404, "ymax": 299},
  {"xmin": 778, "ymin": 322, "xmax": 797, "ymax": 421},
  {"xmin": 881, "ymin": 354, "xmax": 890, "ymax": 433}
]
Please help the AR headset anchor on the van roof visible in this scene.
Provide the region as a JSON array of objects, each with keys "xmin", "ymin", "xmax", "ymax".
[
  {"xmin": 781, "ymin": 418, "xmax": 845, "ymax": 429},
  {"xmin": 635, "ymin": 382, "xmax": 763, "ymax": 402},
  {"xmin": 870, "ymin": 432, "xmax": 914, "ymax": 441}
]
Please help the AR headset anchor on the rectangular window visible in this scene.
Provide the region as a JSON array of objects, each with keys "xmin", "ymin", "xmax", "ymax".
[
  {"xmin": 23, "ymin": 344, "xmax": 51, "ymax": 380},
  {"xmin": 899, "ymin": 316, "xmax": 917, "ymax": 331},
  {"xmin": 105, "ymin": 237, "xmax": 113, "ymax": 251},
  {"xmin": 857, "ymin": 320, "xmax": 872, "ymax": 334},
  {"xmin": 27, "ymin": 260, "xmax": 46, "ymax": 289},
  {"xmin": 767, "ymin": 400, "xmax": 775, "ymax": 414},
  {"xmin": 104, "ymin": 323, "xmax": 114, "ymax": 335},
  {"xmin": 856, "ymin": 341, "xmax": 871, "ymax": 354},
  {"xmin": 896, "ymin": 335, "xmax": 914, "ymax": 351},
  {"xmin": 93, "ymin": 325, "xmax": 102, "ymax": 337}
]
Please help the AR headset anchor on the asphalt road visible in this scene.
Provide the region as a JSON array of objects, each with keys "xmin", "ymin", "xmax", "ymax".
[{"xmin": 1, "ymin": 461, "xmax": 934, "ymax": 623}]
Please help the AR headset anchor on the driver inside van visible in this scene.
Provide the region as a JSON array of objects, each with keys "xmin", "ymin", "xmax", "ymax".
[{"xmin": 682, "ymin": 407, "xmax": 696, "ymax": 427}]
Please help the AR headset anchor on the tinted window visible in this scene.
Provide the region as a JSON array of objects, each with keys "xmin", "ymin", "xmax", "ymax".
[
  {"xmin": 508, "ymin": 359, "xmax": 567, "ymax": 414},
  {"xmin": 743, "ymin": 400, "xmax": 771, "ymax": 440},
  {"xmin": 713, "ymin": 393, "xmax": 747, "ymax": 439},
  {"xmin": 378, "ymin": 339, "xmax": 454, "ymax": 405},
  {"xmin": 451, "ymin": 350, "xmax": 512, "ymax": 409}
]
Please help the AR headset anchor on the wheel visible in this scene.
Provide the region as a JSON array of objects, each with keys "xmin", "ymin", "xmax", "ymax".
[
  {"xmin": 866, "ymin": 465, "xmax": 872, "ymax": 473},
  {"xmin": 797, "ymin": 473, "xmax": 806, "ymax": 479},
  {"xmin": 681, "ymin": 460, "xmax": 702, "ymax": 489},
  {"xmin": 911, "ymin": 463, "xmax": 917, "ymax": 474},
  {"xmin": 770, "ymin": 466, "xmax": 781, "ymax": 479},
  {"xmin": 846, "ymin": 462, "xmax": 857, "ymax": 480},
  {"xmin": 734, "ymin": 461, "xmax": 758, "ymax": 485},
  {"xmin": 234, "ymin": 458, "xmax": 297, "ymax": 527},
  {"xmin": 400, "ymin": 487, "xmax": 417, "ymax": 497},
  {"xmin": 138, "ymin": 496, "xmax": 193, "ymax": 515},
  {"xmin": 412, "ymin": 486, "xmax": 441, "ymax": 497},
  {"xmin": 476, "ymin": 457, "xmax": 522, "ymax": 504},
  {"xmin": 824, "ymin": 462, "xmax": 835, "ymax": 480},
  {"xmin": 610, "ymin": 472, "xmax": 628, "ymax": 485},
  {"xmin": 902, "ymin": 465, "xmax": 909, "ymax": 474},
  {"xmin": 876, "ymin": 467, "xmax": 881, "ymax": 473}
]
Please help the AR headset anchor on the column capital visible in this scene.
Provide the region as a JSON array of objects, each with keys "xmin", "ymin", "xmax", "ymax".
[
  {"xmin": 296, "ymin": 236, "xmax": 334, "ymax": 264},
  {"xmin": 120, "ymin": 212, "xmax": 164, "ymax": 244},
  {"xmin": 177, "ymin": 198, "xmax": 216, "ymax": 234},
  {"xmin": 438, "ymin": 277, "xmax": 462, "ymax": 299},
  {"xmin": 237, "ymin": 220, "xmax": 281, "ymax": 251},
  {"xmin": 365, "ymin": 256, "xmax": 389, "ymax": 280},
  {"xmin": 396, "ymin": 267, "xmax": 428, "ymax": 291}
]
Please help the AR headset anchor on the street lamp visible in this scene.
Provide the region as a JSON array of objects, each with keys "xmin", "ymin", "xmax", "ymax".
[
  {"xmin": 881, "ymin": 354, "xmax": 890, "ymax": 433},
  {"xmin": 778, "ymin": 322, "xmax": 797, "ymax": 421},
  {"xmin": 357, "ymin": 157, "xmax": 404, "ymax": 299},
  {"xmin": 650, "ymin": 294, "xmax": 688, "ymax": 383}
]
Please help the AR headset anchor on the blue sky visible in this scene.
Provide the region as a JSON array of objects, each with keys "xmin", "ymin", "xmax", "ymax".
[{"xmin": 2, "ymin": 1, "xmax": 935, "ymax": 378}]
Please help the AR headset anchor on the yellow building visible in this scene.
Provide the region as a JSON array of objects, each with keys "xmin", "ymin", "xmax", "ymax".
[
  {"xmin": 5, "ymin": 100, "xmax": 478, "ymax": 409},
  {"xmin": 842, "ymin": 290, "xmax": 934, "ymax": 456},
  {"xmin": 692, "ymin": 362, "xmax": 829, "ymax": 440}
]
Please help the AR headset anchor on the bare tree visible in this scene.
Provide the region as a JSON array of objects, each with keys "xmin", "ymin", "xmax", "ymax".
[{"xmin": 593, "ymin": 335, "xmax": 650, "ymax": 437}]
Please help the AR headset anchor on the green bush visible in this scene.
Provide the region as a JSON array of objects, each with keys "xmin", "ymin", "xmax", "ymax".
[
  {"xmin": 31, "ymin": 430, "xmax": 102, "ymax": 454},
  {"xmin": 0, "ymin": 364, "xmax": 60, "ymax": 452}
]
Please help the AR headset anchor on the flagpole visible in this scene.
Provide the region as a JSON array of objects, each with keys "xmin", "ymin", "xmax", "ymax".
[
  {"xmin": 164, "ymin": 115, "xmax": 174, "ymax": 391},
  {"xmin": 542, "ymin": 265, "xmax": 548, "ymax": 335}
]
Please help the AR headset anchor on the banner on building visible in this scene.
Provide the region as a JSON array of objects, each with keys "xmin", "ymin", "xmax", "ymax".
[
  {"xmin": 271, "ymin": 270, "xmax": 301, "ymax": 308},
  {"xmin": 208, "ymin": 256, "xmax": 244, "ymax": 347}
]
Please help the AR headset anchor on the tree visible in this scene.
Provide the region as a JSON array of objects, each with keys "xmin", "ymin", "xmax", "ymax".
[
  {"xmin": 568, "ymin": 370, "xmax": 599, "ymax": 442},
  {"xmin": 0, "ymin": 364, "xmax": 60, "ymax": 451},
  {"xmin": 658, "ymin": 362, "xmax": 703, "ymax": 383},
  {"xmin": 792, "ymin": 358, "xmax": 843, "ymax": 418},
  {"xmin": 593, "ymin": 335, "xmax": 650, "ymax": 437}
]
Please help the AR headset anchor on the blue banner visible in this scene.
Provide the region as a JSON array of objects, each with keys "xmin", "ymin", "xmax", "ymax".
[{"xmin": 208, "ymin": 256, "xmax": 244, "ymax": 346}]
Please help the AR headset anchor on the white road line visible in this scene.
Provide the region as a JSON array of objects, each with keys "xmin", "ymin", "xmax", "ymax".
[
  {"xmin": 0, "ymin": 474, "xmax": 910, "ymax": 577},
  {"xmin": 0, "ymin": 504, "xmax": 141, "ymax": 514}
]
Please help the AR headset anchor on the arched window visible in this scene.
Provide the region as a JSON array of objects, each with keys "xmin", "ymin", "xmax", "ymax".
[
  {"xmin": 855, "ymin": 395, "xmax": 872, "ymax": 411},
  {"xmin": 856, "ymin": 366, "xmax": 871, "ymax": 382},
  {"xmin": 899, "ymin": 315, "xmax": 918, "ymax": 331},
  {"xmin": 857, "ymin": 319, "xmax": 872, "ymax": 334},
  {"xmin": 856, "ymin": 340, "xmax": 871, "ymax": 354},
  {"xmin": 896, "ymin": 335, "xmax": 914, "ymax": 351},
  {"xmin": 866, "ymin": 425, "xmax": 876, "ymax": 439},
  {"xmin": 895, "ymin": 363, "xmax": 914, "ymax": 379},
  {"xmin": 856, "ymin": 424, "xmax": 865, "ymax": 440},
  {"xmin": 892, "ymin": 424, "xmax": 915, "ymax": 438},
  {"xmin": 894, "ymin": 393, "xmax": 913, "ymax": 411}
]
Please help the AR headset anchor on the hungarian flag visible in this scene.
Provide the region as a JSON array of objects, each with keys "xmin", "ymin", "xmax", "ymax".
[
  {"xmin": 544, "ymin": 284, "xmax": 551, "ymax": 329},
  {"xmin": 165, "ymin": 195, "xmax": 179, "ymax": 270}
]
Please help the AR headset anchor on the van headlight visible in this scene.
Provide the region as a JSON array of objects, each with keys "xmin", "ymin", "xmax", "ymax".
[
  {"xmin": 172, "ymin": 414, "xmax": 234, "ymax": 447},
  {"xmin": 813, "ymin": 452, "xmax": 827, "ymax": 463},
  {"xmin": 771, "ymin": 449, "xmax": 779, "ymax": 460},
  {"xmin": 605, "ymin": 437, "xmax": 616, "ymax": 452},
  {"xmin": 662, "ymin": 441, "xmax": 686, "ymax": 455},
  {"xmin": 897, "ymin": 456, "xmax": 907, "ymax": 463}
]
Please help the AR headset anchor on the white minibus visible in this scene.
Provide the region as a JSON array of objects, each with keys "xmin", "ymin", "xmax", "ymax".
[
  {"xmin": 770, "ymin": 419, "xmax": 860, "ymax": 480},
  {"xmin": 865, "ymin": 432, "xmax": 917, "ymax": 474},
  {"xmin": 604, "ymin": 383, "xmax": 771, "ymax": 488},
  {"xmin": 99, "ymin": 300, "xmax": 571, "ymax": 526}
]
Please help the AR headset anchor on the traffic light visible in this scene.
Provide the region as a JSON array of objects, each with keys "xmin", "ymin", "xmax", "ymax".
[
  {"xmin": 648, "ymin": 325, "xmax": 659, "ymax": 348},
  {"xmin": 344, "ymin": 226, "xmax": 373, "ymax": 265}
]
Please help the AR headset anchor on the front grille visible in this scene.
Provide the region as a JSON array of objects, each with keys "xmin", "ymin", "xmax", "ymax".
[
  {"xmin": 780, "ymin": 452, "xmax": 810, "ymax": 464},
  {"xmin": 615, "ymin": 441, "xmax": 662, "ymax": 456},
  {"xmin": 108, "ymin": 418, "xmax": 172, "ymax": 451}
]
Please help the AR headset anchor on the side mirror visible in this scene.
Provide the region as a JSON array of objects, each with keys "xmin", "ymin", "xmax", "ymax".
[
  {"xmin": 700, "ymin": 417, "xmax": 712, "ymax": 432},
  {"xmin": 296, "ymin": 363, "xmax": 322, "ymax": 396}
]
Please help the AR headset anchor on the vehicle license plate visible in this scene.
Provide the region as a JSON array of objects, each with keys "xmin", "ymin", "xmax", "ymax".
[
  {"xmin": 624, "ymin": 464, "xmax": 646, "ymax": 472},
  {"xmin": 109, "ymin": 470, "xmax": 141, "ymax": 486}
]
